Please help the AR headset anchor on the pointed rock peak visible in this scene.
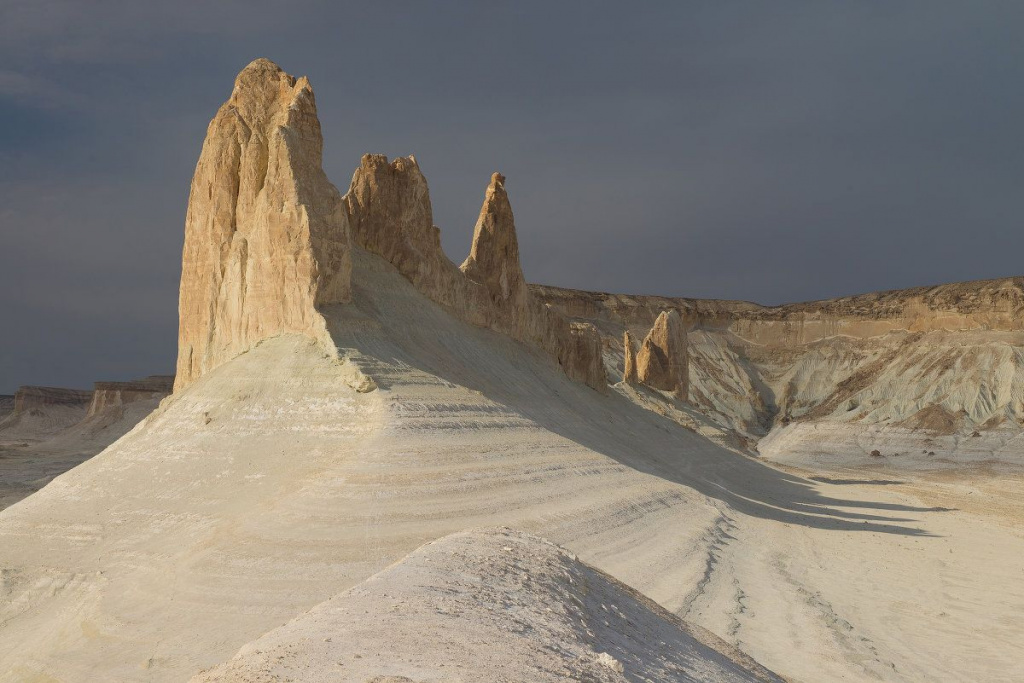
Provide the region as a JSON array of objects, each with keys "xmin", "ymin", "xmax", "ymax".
[
  {"xmin": 461, "ymin": 172, "xmax": 525, "ymax": 305},
  {"xmin": 235, "ymin": 58, "xmax": 288, "ymax": 83},
  {"xmin": 623, "ymin": 330, "xmax": 639, "ymax": 384},
  {"xmin": 345, "ymin": 153, "xmax": 437, "ymax": 263},
  {"xmin": 227, "ymin": 58, "xmax": 313, "ymax": 127},
  {"xmin": 637, "ymin": 310, "xmax": 688, "ymax": 400},
  {"xmin": 175, "ymin": 58, "xmax": 350, "ymax": 392}
]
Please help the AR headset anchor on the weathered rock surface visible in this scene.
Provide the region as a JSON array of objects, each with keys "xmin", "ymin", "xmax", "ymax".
[
  {"xmin": 460, "ymin": 173, "xmax": 528, "ymax": 309},
  {"xmin": 0, "ymin": 395, "xmax": 14, "ymax": 421},
  {"xmin": 346, "ymin": 156, "xmax": 606, "ymax": 391},
  {"xmin": 637, "ymin": 310, "xmax": 688, "ymax": 399},
  {"xmin": 535, "ymin": 280, "xmax": 1024, "ymax": 442},
  {"xmin": 175, "ymin": 58, "xmax": 351, "ymax": 391}
]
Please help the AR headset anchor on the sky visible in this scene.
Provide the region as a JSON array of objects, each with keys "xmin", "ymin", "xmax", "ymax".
[{"xmin": 1, "ymin": 1, "xmax": 1023, "ymax": 392}]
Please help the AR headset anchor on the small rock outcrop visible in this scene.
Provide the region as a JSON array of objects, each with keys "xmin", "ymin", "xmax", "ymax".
[
  {"xmin": 622, "ymin": 330, "xmax": 639, "ymax": 384},
  {"xmin": 637, "ymin": 310, "xmax": 688, "ymax": 399},
  {"xmin": 175, "ymin": 59, "xmax": 351, "ymax": 391}
]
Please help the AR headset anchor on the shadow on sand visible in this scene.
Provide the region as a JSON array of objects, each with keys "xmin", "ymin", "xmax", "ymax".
[{"xmin": 326, "ymin": 270, "xmax": 941, "ymax": 538}]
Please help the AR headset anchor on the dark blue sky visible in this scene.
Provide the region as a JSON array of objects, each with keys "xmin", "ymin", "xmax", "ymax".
[{"xmin": 2, "ymin": 2, "xmax": 1023, "ymax": 392}]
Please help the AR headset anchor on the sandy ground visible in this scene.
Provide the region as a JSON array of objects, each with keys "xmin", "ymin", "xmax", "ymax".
[
  {"xmin": 0, "ymin": 248, "xmax": 1022, "ymax": 682},
  {"xmin": 192, "ymin": 528, "xmax": 783, "ymax": 683}
]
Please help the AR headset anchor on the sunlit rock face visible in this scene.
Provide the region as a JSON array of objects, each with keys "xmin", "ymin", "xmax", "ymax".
[
  {"xmin": 346, "ymin": 158, "xmax": 607, "ymax": 391},
  {"xmin": 175, "ymin": 58, "xmax": 351, "ymax": 391},
  {"xmin": 637, "ymin": 310, "xmax": 689, "ymax": 400}
]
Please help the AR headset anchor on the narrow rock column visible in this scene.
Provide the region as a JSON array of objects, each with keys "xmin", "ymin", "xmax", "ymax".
[
  {"xmin": 637, "ymin": 310, "xmax": 688, "ymax": 400},
  {"xmin": 623, "ymin": 331, "xmax": 639, "ymax": 384},
  {"xmin": 460, "ymin": 173, "xmax": 528, "ymax": 309}
]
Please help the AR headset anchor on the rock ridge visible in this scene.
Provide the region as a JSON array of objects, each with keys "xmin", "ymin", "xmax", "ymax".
[{"xmin": 345, "ymin": 155, "xmax": 606, "ymax": 391}]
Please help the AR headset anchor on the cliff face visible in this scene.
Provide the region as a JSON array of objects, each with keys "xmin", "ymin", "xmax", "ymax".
[
  {"xmin": 87, "ymin": 376, "xmax": 173, "ymax": 418},
  {"xmin": 536, "ymin": 279, "xmax": 1024, "ymax": 440},
  {"xmin": 345, "ymin": 156, "xmax": 606, "ymax": 391},
  {"xmin": 175, "ymin": 59, "xmax": 351, "ymax": 391}
]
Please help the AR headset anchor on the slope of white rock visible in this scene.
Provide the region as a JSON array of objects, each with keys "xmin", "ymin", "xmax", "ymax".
[{"xmin": 192, "ymin": 528, "xmax": 782, "ymax": 683}]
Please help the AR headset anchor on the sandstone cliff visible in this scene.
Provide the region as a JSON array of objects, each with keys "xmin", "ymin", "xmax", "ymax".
[
  {"xmin": 175, "ymin": 59, "xmax": 351, "ymax": 391},
  {"xmin": 535, "ymin": 279, "xmax": 1024, "ymax": 441}
]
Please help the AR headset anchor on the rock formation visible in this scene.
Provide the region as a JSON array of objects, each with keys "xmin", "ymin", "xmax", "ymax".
[
  {"xmin": 535, "ymin": 279, "xmax": 1024, "ymax": 440},
  {"xmin": 637, "ymin": 310, "xmax": 688, "ymax": 399},
  {"xmin": 175, "ymin": 60, "xmax": 605, "ymax": 394},
  {"xmin": 0, "ymin": 386, "xmax": 94, "ymax": 443},
  {"xmin": 346, "ymin": 156, "xmax": 607, "ymax": 391},
  {"xmin": 460, "ymin": 173, "xmax": 528, "ymax": 309},
  {"xmin": 10, "ymin": 386, "xmax": 93, "ymax": 413},
  {"xmin": 175, "ymin": 58, "xmax": 351, "ymax": 391},
  {"xmin": 87, "ymin": 376, "xmax": 173, "ymax": 418},
  {"xmin": 622, "ymin": 330, "xmax": 639, "ymax": 384}
]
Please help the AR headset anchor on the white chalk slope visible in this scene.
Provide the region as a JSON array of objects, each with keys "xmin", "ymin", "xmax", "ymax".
[{"xmin": 193, "ymin": 528, "xmax": 781, "ymax": 683}]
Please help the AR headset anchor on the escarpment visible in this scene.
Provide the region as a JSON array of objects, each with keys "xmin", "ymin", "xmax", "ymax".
[
  {"xmin": 10, "ymin": 386, "xmax": 93, "ymax": 414},
  {"xmin": 87, "ymin": 376, "xmax": 173, "ymax": 418},
  {"xmin": 175, "ymin": 58, "xmax": 352, "ymax": 391},
  {"xmin": 535, "ymin": 279, "xmax": 1024, "ymax": 441}
]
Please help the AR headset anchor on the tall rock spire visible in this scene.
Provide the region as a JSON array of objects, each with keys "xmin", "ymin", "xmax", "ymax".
[
  {"xmin": 175, "ymin": 59, "xmax": 351, "ymax": 391},
  {"xmin": 623, "ymin": 330, "xmax": 639, "ymax": 384},
  {"xmin": 637, "ymin": 310, "xmax": 688, "ymax": 400},
  {"xmin": 460, "ymin": 173, "xmax": 528, "ymax": 309}
]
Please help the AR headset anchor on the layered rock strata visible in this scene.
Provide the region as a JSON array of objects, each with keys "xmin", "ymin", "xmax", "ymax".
[
  {"xmin": 87, "ymin": 376, "xmax": 174, "ymax": 418},
  {"xmin": 11, "ymin": 386, "xmax": 93, "ymax": 413},
  {"xmin": 175, "ymin": 58, "xmax": 351, "ymax": 391},
  {"xmin": 535, "ymin": 280, "xmax": 1024, "ymax": 438}
]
